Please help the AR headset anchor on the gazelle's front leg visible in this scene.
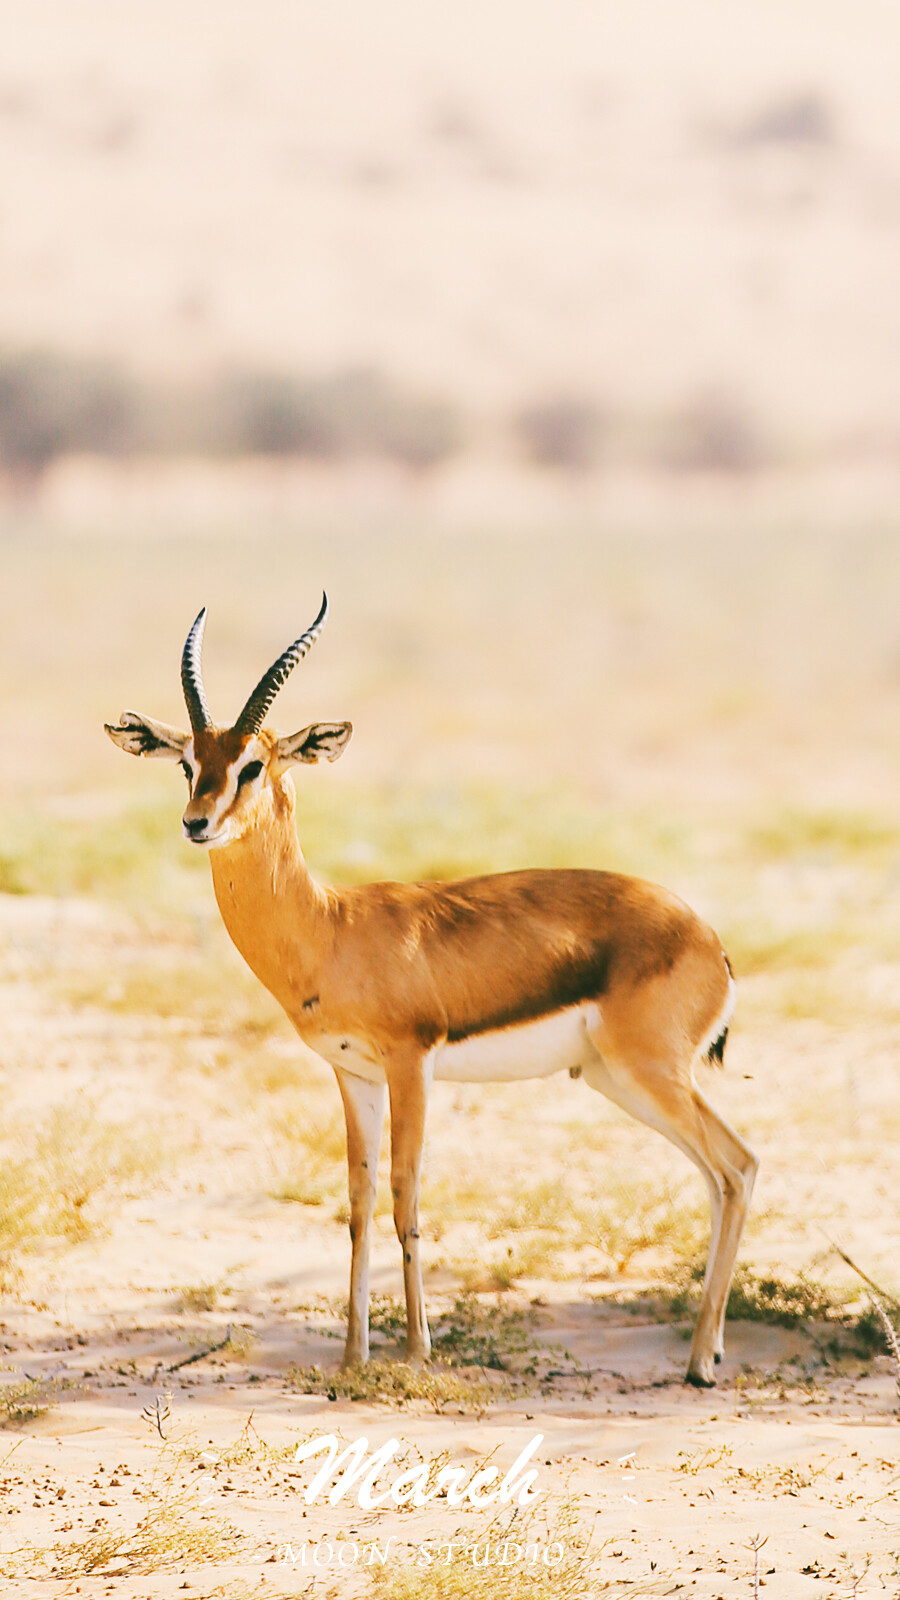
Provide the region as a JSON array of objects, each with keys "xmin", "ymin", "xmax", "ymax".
[
  {"xmin": 387, "ymin": 1048, "xmax": 432, "ymax": 1363},
  {"xmin": 335, "ymin": 1067, "xmax": 386, "ymax": 1367}
]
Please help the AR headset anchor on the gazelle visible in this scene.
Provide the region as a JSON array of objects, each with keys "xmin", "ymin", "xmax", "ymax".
[{"xmin": 105, "ymin": 596, "xmax": 757, "ymax": 1388}]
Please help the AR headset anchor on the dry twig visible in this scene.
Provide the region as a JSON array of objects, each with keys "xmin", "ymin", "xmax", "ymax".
[
  {"xmin": 168, "ymin": 1325, "xmax": 233, "ymax": 1373},
  {"xmin": 140, "ymin": 1395, "xmax": 171, "ymax": 1439},
  {"xmin": 747, "ymin": 1533, "xmax": 768, "ymax": 1600}
]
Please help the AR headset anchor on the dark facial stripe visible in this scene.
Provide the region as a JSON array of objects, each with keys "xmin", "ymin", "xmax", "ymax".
[{"xmin": 188, "ymin": 726, "xmax": 254, "ymax": 800}]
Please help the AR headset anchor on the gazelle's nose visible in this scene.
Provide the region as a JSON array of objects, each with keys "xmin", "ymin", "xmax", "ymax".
[{"xmin": 184, "ymin": 816, "xmax": 208, "ymax": 840}]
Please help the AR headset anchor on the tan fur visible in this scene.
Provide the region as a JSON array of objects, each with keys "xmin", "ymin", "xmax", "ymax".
[{"xmin": 105, "ymin": 699, "xmax": 757, "ymax": 1387}]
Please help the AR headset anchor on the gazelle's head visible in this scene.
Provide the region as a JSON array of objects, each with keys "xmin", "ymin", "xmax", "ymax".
[{"xmin": 105, "ymin": 594, "xmax": 351, "ymax": 849}]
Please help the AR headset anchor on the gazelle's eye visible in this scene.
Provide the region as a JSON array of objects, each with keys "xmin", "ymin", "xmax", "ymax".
[
  {"xmin": 237, "ymin": 760, "xmax": 264, "ymax": 790},
  {"xmin": 180, "ymin": 760, "xmax": 193, "ymax": 786}
]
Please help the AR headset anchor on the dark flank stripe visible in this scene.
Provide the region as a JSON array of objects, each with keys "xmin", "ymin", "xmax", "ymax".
[
  {"xmin": 412, "ymin": 868, "xmax": 695, "ymax": 1045},
  {"xmin": 444, "ymin": 948, "xmax": 612, "ymax": 1042}
]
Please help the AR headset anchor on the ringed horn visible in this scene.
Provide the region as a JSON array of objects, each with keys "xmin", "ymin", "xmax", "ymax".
[{"xmin": 180, "ymin": 592, "xmax": 330, "ymax": 735}]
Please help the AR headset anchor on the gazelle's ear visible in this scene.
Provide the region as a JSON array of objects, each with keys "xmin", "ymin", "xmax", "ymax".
[
  {"xmin": 104, "ymin": 710, "xmax": 189, "ymax": 760},
  {"xmin": 275, "ymin": 722, "xmax": 352, "ymax": 766}
]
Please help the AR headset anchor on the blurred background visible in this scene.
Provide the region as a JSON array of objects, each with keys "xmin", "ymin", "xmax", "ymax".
[
  {"xmin": 0, "ymin": 0, "xmax": 898, "ymax": 1382},
  {"xmin": 1, "ymin": 0, "xmax": 899, "ymax": 817}
]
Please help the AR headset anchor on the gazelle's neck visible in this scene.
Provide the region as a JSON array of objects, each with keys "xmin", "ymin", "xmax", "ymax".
[{"xmin": 208, "ymin": 773, "xmax": 334, "ymax": 1011}]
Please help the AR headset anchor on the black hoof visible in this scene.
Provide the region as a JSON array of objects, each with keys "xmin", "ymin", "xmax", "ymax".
[{"xmin": 684, "ymin": 1370, "xmax": 716, "ymax": 1389}]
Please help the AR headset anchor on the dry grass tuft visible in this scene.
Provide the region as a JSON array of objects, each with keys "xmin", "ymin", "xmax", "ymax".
[
  {"xmin": 176, "ymin": 1281, "xmax": 222, "ymax": 1314},
  {"xmin": 288, "ymin": 1359, "xmax": 506, "ymax": 1414},
  {"xmin": 291, "ymin": 1295, "xmax": 557, "ymax": 1400},
  {"xmin": 431, "ymin": 1295, "xmax": 539, "ymax": 1372},
  {"xmin": 0, "ymin": 1100, "xmax": 164, "ymax": 1281},
  {"xmin": 370, "ymin": 1499, "xmax": 602, "ymax": 1599},
  {"xmin": 0, "ymin": 1376, "xmax": 57, "ymax": 1428},
  {"xmin": 2, "ymin": 1432, "xmax": 245, "ymax": 1581},
  {"xmin": 47, "ymin": 1501, "xmax": 242, "ymax": 1579},
  {"xmin": 868, "ymin": 1297, "xmax": 900, "ymax": 1411},
  {"xmin": 666, "ymin": 1264, "xmax": 848, "ymax": 1328}
]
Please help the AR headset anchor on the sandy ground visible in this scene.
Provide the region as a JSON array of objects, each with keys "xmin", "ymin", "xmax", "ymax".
[{"xmin": 0, "ymin": 884, "xmax": 897, "ymax": 1598}]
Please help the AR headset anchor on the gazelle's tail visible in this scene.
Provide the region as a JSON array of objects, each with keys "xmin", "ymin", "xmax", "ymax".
[{"xmin": 702, "ymin": 953, "xmax": 735, "ymax": 1069}]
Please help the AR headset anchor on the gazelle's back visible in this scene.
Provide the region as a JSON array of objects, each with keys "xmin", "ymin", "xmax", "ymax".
[{"xmin": 337, "ymin": 866, "xmax": 724, "ymax": 1047}]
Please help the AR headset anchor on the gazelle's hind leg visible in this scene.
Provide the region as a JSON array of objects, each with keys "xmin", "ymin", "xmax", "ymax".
[{"xmin": 582, "ymin": 1033, "xmax": 757, "ymax": 1388}]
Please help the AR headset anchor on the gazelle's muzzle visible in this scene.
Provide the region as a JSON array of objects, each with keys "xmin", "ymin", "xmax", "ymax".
[{"xmin": 183, "ymin": 813, "xmax": 212, "ymax": 843}]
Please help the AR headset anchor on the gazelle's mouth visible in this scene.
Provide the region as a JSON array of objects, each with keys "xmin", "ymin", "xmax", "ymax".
[{"xmin": 182, "ymin": 826, "xmax": 227, "ymax": 848}]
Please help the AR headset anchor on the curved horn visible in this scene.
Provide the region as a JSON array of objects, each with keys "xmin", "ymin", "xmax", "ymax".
[
  {"xmin": 234, "ymin": 592, "xmax": 329, "ymax": 735},
  {"xmin": 181, "ymin": 607, "xmax": 214, "ymax": 732}
]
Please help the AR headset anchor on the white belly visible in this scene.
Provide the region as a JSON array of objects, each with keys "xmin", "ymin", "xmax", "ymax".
[
  {"xmin": 303, "ymin": 1003, "xmax": 600, "ymax": 1088},
  {"xmin": 432, "ymin": 1003, "xmax": 599, "ymax": 1084}
]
